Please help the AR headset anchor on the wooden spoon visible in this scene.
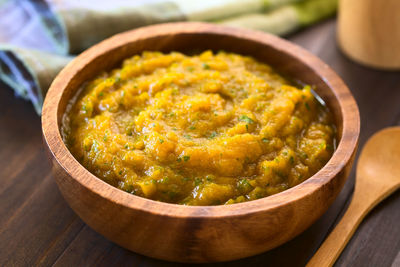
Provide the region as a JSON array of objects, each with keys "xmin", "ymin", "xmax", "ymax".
[{"xmin": 307, "ymin": 127, "xmax": 400, "ymax": 267}]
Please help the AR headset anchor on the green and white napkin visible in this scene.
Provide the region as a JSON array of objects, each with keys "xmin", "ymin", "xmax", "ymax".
[{"xmin": 0, "ymin": 0, "xmax": 337, "ymax": 114}]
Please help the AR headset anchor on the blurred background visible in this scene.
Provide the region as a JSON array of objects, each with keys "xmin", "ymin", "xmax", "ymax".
[
  {"xmin": 0, "ymin": 1, "xmax": 399, "ymax": 266},
  {"xmin": 0, "ymin": 0, "xmax": 337, "ymax": 113}
]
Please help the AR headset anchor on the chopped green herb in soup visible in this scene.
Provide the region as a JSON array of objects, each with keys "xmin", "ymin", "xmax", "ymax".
[{"xmin": 62, "ymin": 51, "xmax": 335, "ymax": 205}]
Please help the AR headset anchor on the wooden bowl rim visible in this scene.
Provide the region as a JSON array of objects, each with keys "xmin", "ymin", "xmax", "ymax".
[{"xmin": 42, "ymin": 22, "xmax": 360, "ymax": 218}]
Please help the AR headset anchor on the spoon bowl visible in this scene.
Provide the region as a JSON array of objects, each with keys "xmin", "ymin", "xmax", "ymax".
[{"xmin": 357, "ymin": 127, "xmax": 400, "ymax": 193}]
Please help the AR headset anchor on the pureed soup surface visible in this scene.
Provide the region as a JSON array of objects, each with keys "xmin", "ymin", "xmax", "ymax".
[{"xmin": 62, "ymin": 51, "xmax": 335, "ymax": 206}]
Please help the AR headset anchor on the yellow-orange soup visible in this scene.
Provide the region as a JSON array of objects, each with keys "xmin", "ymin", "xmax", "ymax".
[{"xmin": 62, "ymin": 51, "xmax": 335, "ymax": 205}]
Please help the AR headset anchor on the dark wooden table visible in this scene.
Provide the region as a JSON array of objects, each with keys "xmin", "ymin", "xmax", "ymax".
[{"xmin": 1, "ymin": 19, "xmax": 399, "ymax": 267}]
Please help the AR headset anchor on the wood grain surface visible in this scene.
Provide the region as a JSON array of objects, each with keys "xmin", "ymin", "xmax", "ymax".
[
  {"xmin": 1, "ymin": 19, "xmax": 399, "ymax": 266},
  {"xmin": 338, "ymin": 0, "xmax": 400, "ymax": 69}
]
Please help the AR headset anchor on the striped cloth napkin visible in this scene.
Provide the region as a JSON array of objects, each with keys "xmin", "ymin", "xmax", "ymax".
[{"xmin": 0, "ymin": 0, "xmax": 337, "ymax": 114}]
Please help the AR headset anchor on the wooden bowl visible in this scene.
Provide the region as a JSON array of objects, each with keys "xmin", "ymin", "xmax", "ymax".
[{"xmin": 42, "ymin": 22, "xmax": 360, "ymax": 263}]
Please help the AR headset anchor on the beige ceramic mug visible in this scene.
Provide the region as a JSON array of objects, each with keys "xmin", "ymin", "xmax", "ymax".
[{"xmin": 338, "ymin": 0, "xmax": 400, "ymax": 70}]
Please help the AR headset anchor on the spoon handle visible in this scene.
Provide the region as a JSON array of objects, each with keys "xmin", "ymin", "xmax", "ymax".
[
  {"xmin": 306, "ymin": 196, "xmax": 368, "ymax": 267},
  {"xmin": 307, "ymin": 183, "xmax": 399, "ymax": 267}
]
